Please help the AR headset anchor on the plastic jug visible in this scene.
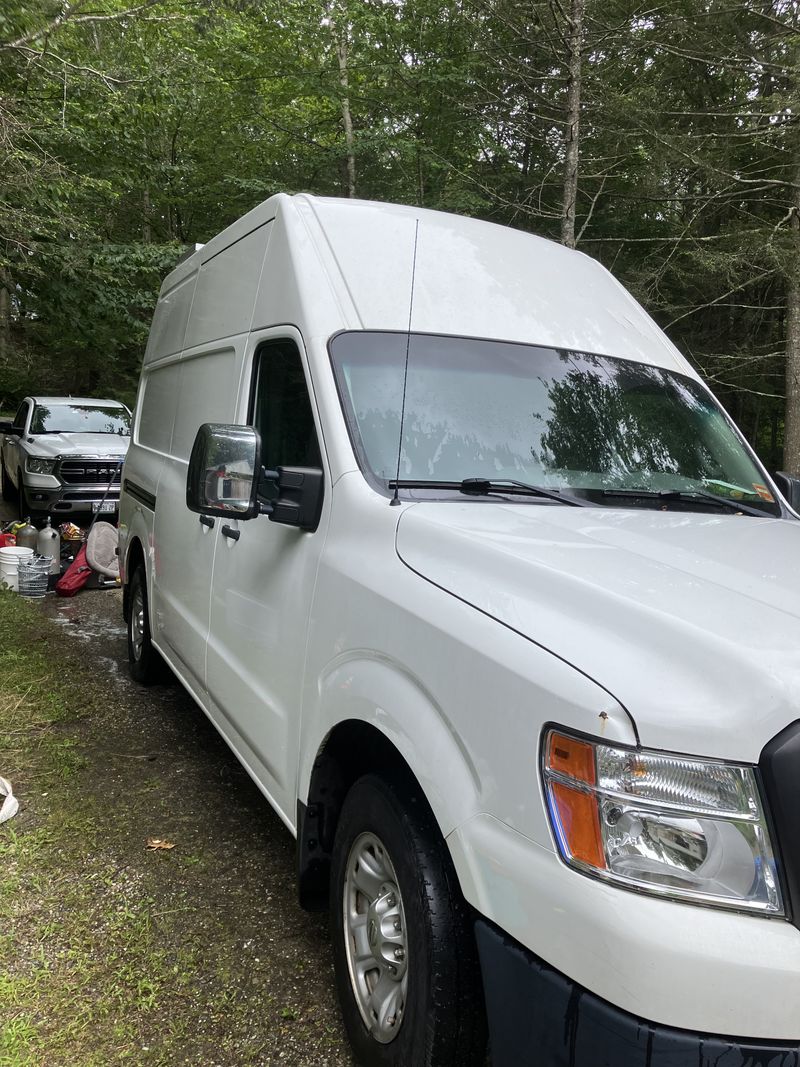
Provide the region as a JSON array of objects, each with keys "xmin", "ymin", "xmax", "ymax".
[{"xmin": 37, "ymin": 517, "xmax": 61, "ymax": 574}]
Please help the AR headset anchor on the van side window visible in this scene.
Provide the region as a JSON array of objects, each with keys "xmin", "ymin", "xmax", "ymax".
[
  {"xmin": 251, "ymin": 340, "xmax": 321, "ymax": 502},
  {"xmin": 13, "ymin": 402, "xmax": 28, "ymax": 430}
]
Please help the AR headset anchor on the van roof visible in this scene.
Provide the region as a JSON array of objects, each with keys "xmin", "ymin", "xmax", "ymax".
[{"xmin": 158, "ymin": 194, "xmax": 692, "ymax": 377}]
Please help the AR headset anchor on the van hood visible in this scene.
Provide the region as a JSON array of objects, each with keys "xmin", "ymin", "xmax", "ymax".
[
  {"xmin": 395, "ymin": 502, "xmax": 800, "ymax": 763},
  {"xmin": 28, "ymin": 433, "xmax": 130, "ymax": 459}
]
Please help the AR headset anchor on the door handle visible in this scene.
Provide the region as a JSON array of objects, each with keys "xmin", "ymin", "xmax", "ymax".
[
  {"xmin": 199, "ymin": 515, "xmax": 215, "ymax": 529},
  {"xmin": 221, "ymin": 524, "xmax": 240, "ymax": 542}
]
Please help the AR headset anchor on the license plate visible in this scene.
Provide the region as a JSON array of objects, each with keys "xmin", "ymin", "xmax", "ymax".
[{"xmin": 92, "ymin": 501, "xmax": 116, "ymax": 514}]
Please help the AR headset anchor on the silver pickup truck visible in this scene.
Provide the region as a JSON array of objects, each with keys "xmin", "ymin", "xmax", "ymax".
[{"xmin": 0, "ymin": 396, "xmax": 131, "ymax": 520}]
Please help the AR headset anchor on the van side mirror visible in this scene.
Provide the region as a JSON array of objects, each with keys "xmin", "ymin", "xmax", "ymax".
[
  {"xmin": 0, "ymin": 421, "xmax": 22, "ymax": 437},
  {"xmin": 186, "ymin": 423, "xmax": 261, "ymax": 519},
  {"xmin": 773, "ymin": 471, "xmax": 800, "ymax": 512},
  {"xmin": 187, "ymin": 424, "xmax": 324, "ymax": 531}
]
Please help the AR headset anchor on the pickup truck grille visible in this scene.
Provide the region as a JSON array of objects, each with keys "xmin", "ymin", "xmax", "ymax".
[{"xmin": 59, "ymin": 460, "xmax": 122, "ymax": 485}]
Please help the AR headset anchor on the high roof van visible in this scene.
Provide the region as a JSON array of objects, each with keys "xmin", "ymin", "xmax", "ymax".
[{"xmin": 119, "ymin": 193, "xmax": 800, "ymax": 1067}]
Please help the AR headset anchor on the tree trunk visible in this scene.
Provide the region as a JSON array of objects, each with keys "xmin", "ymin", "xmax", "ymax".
[
  {"xmin": 336, "ymin": 32, "xmax": 356, "ymax": 199},
  {"xmin": 143, "ymin": 188, "xmax": 152, "ymax": 243},
  {"xmin": 560, "ymin": 0, "xmax": 585, "ymax": 249},
  {"xmin": 783, "ymin": 165, "xmax": 800, "ymax": 474},
  {"xmin": 0, "ymin": 280, "xmax": 9, "ymax": 364}
]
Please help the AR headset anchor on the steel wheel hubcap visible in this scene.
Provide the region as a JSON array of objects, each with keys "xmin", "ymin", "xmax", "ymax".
[
  {"xmin": 343, "ymin": 831, "xmax": 408, "ymax": 1044},
  {"xmin": 131, "ymin": 585, "xmax": 145, "ymax": 661}
]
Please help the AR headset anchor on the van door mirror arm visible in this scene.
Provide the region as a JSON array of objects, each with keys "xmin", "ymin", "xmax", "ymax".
[{"xmin": 257, "ymin": 467, "xmax": 279, "ymax": 516}]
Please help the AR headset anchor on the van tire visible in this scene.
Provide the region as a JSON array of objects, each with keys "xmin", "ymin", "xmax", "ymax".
[
  {"xmin": 127, "ymin": 566, "xmax": 166, "ymax": 685},
  {"xmin": 329, "ymin": 774, "xmax": 487, "ymax": 1067}
]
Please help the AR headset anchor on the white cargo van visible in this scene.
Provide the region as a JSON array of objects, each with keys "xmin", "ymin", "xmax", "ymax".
[{"xmin": 119, "ymin": 194, "xmax": 800, "ymax": 1067}]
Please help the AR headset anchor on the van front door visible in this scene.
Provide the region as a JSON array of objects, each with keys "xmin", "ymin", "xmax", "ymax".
[{"xmin": 205, "ymin": 331, "xmax": 328, "ymax": 825}]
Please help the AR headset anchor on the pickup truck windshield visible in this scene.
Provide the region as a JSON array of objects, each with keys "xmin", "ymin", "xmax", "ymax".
[
  {"xmin": 329, "ymin": 331, "xmax": 779, "ymax": 516},
  {"xmin": 31, "ymin": 404, "xmax": 130, "ymax": 436}
]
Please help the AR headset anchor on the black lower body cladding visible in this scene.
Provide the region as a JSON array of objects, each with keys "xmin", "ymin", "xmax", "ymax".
[{"xmin": 475, "ymin": 919, "xmax": 800, "ymax": 1067}]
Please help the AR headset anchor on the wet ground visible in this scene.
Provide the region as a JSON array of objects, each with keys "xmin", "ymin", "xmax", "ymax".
[
  {"xmin": 32, "ymin": 588, "xmax": 353, "ymax": 1064},
  {"xmin": 1, "ymin": 490, "xmax": 354, "ymax": 1064}
]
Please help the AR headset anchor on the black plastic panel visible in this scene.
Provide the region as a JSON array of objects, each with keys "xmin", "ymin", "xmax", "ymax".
[
  {"xmin": 475, "ymin": 919, "xmax": 800, "ymax": 1067},
  {"xmin": 760, "ymin": 720, "xmax": 800, "ymax": 930}
]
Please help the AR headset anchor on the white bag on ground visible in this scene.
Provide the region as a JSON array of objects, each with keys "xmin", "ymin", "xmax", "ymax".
[{"xmin": 0, "ymin": 777, "xmax": 19, "ymax": 824}]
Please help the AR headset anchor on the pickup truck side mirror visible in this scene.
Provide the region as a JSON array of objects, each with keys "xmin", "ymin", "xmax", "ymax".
[
  {"xmin": 0, "ymin": 421, "xmax": 22, "ymax": 437},
  {"xmin": 186, "ymin": 423, "xmax": 262, "ymax": 519},
  {"xmin": 186, "ymin": 423, "xmax": 324, "ymax": 531},
  {"xmin": 773, "ymin": 471, "xmax": 800, "ymax": 512}
]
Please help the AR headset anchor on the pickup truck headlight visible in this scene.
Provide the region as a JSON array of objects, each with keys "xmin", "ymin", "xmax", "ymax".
[
  {"xmin": 542, "ymin": 728, "xmax": 783, "ymax": 915},
  {"xmin": 26, "ymin": 457, "xmax": 56, "ymax": 475}
]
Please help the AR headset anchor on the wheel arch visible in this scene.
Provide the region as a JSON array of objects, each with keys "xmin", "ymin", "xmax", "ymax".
[
  {"xmin": 297, "ymin": 657, "xmax": 482, "ymax": 911},
  {"xmin": 122, "ymin": 535, "xmax": 146, "ymax": 623}
]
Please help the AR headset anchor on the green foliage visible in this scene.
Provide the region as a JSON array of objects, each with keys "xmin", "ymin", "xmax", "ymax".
[{"xmin": 0, "ymin": 0, "xmax": 797, "ymax": 463}]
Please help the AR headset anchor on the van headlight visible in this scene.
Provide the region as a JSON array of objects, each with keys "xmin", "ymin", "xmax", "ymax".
[
  {"xmin": 26, "ymin": 457, "xmax": 56, "ymax": 475},
  {"xmin": 542, "ymin": 728, "xmax": 783, "ymax": 915}
]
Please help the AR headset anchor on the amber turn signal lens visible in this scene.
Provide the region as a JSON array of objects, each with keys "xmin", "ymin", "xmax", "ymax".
[
  {"xmin": 547, "ymin": 732, "xmax": 596, "ymax": 785},
  {"xmin": 548, "ymin": 782, "xmax": 606, "ymax": 869},
  {"xmin": 545, "ymin": 731, "xmax": 605, "ymax": 869}
]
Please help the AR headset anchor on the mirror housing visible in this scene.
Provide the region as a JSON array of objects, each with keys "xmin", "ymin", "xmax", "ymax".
[
  {"xmin": 187, "ymin": 424, "xmax": 324, "ymax": 531},
  {"xmin": 774, "ymin": 471, "xmax": 800, "ymax": 512},
  {"xmin": 0, "ymin": 421, "xmax": 22, "ymax": 437},
  {"xmin": 266, "ymin": 467, "xmax": 324, "ymax": 532},
  {"xmin": 186, "ymin": 423, "xmax": 261, "ymax": 519}
]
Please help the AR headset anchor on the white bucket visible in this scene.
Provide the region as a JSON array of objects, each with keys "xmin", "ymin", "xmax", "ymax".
[{"xmin": 0, "ymin": 546, "xmax": 34, "ymax": 592}]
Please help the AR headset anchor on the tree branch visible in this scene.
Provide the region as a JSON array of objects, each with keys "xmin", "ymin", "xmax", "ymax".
[{"xmin": 1, "ymin": 1, "xmax": 162, "ymax": 51}]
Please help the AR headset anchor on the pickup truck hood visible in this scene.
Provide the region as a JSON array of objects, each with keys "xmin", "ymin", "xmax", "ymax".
[
  {"xmin": 26, "ymin": 434, "xmax": 130, "ymax": 459},
  {"xmin": 396, "ymin": 502, "xmax": 800, "ymax": 763}
]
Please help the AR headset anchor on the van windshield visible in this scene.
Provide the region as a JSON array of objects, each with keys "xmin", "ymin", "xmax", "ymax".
[
  {"xmin": 31, "ymin": 404, "xmax": 131, "ymax": 436},
  {"xmin": 329, "ymin": 331, "xmax": 780, "ymax": 515}
]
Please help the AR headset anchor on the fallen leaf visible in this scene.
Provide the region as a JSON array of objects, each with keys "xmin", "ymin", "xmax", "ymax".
[{"xmin": 146, "ymin": 838, "xmax": 175, "ymax": 851}]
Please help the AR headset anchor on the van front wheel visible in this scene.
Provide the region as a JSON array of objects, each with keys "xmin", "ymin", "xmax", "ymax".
[
  {"xmin": 330, "ymin": 774, "xmax": 486, "ymax": 1067},
  {"xmin": 127, "ymin": 566, "xmax": 165, "ymax": 685}
]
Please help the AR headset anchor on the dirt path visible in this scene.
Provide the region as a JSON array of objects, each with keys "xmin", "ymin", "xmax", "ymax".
[{"xmin": 4, "ymin": 586, "xmax": 353, "ymax": 1066}]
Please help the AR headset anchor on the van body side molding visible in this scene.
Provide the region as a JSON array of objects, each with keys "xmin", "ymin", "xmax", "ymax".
[{"xmin": 123, "ymin": 479, "xmax": 156, "ymax": 511}]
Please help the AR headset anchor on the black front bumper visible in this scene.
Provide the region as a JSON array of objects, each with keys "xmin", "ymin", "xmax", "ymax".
[{"xmin": 475, "ymin": 919, "xmax": 800, "ymax": 1067}]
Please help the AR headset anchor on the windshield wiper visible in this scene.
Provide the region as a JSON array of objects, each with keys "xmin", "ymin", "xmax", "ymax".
[
  {"xmin": 388, "ymin": 478, "xmax": 590, "ymax": 507},
  {"xmin": 600, "ymin": 487, "xmax": 768, "ymax": 517}
]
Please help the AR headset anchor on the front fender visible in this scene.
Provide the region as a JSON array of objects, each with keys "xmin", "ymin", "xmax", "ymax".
[{"xmin": 299, "ymin": 651, "xmax": 482, "ymax": 838}]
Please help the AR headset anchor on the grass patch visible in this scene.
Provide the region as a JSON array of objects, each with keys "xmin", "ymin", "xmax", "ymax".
[
  {"xmin": 0, "ymin": 594, "xmax": 199, "ymax": 1065},
  {"xmin": 0, "ymin": 590, "xmax": 349, "ymax": 1066}
]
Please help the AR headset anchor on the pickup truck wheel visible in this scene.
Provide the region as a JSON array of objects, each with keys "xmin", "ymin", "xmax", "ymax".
[
  {"xmin": 1, "ymin": 457, "xmax": 16, "ymax": 501},
  {"xmin": 127, "ymin": 567, "xmax": 165, "ymax": 685},
  {"xmin": 330, "ymin": 774, "xmax": 486, "ymax": 1067}
]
